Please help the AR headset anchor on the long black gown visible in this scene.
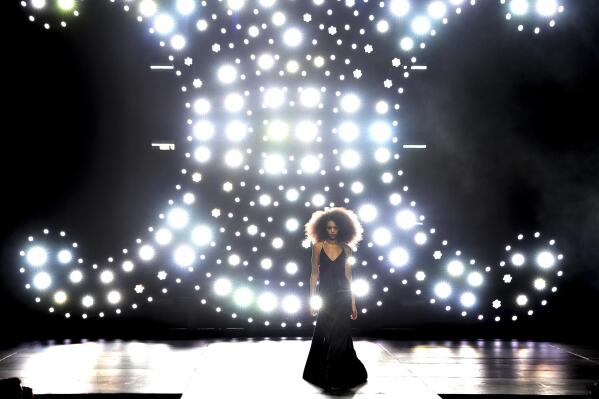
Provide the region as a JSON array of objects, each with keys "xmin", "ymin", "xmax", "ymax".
[{"xmin": 302, "ymin": 247, "xmax": 368, "ymax": 390}]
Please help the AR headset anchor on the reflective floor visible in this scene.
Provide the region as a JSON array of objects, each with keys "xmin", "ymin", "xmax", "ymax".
[{"xmin": 0, "ymin": 338, "xmax": 597, "ymax": 398}]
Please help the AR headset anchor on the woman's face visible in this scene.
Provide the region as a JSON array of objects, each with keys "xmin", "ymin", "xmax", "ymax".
[{"xmin": 326, "ymin": 220, "xmax": 338, "ymax": 240}]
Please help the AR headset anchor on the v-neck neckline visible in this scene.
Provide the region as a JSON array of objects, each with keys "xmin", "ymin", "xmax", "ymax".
[{"xmin": 322, "ymin": 244, "xmax": 343, "ymax": 263}]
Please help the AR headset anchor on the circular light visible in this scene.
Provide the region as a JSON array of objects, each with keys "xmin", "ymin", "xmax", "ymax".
[
  {"xmin": 224, "ymin": 93, "xmax": 244, "ymax": 113},
  {"xmin": 428, "ymin": 1, "xmax": 447, "ymax": 19},
  {"xmin": 467, "ymin": 272, "xmax": 483, "ymax": 287},
  {"xmin": 57, "ymin": 0, "xmax": 75, "ymax": 11},
  {"xmin": 340, "ymin": 150, "xmax": 361, "ymax": 168},
  {"xmin": 534, "ymin": 278, "xmax": 546, "ymax": 290},
  {"xmin": 369, "ymin": 121, "xmax": 392, "ymax": 142},
  {"xmin": 69, "ymin": 270, "xmax": 83, "ymax": 284},
  {"xmin": 516, "ymin": 294, "xmax": 528, "ymax": 306},
  {"xmin": 234, "ymin": 287, "xmax": 254, "ymax": 307},
  {"xmin": 225, "ymin": 120, "xmax": 248, "ymax": 142},
  {"xmin": 388, "ymin": 247, "xmax": 409, "ymax": 267},
  {"xmin": 26, "ymin": 246, "xmax": 48, "ymax": 267},
  {"xmin": 218, "ymin": 64, "xmax": 237, "ymax": 84},
  {"xmin": 373, "ymin": 227, "xmax": 392, "ymax": 246},
  {"xmin": 194, "ymin": 146, "xmax": 211, "ymax": 162},
  {"xmin": 258, "ymin": 292, "xmax": 278, "ymax": 312},
  {"xmin": 390, "ymin": 0, "xmax": 410, "ymax": 17},
  {"xmin": 295, "ymin": 120, "xmax": 318, "ymax": 142},
  {"xmin": 285, "ymin": 262, "xmax": 298, "ymax": 274},
  {"xmin": 340, "ymin": 94, "xmax": 360, "ymax": 113},
  {"xmin": 225, "ymin": 149, "xmax": 244, "ymax": 168},
  {"xmin": 139, "ymin": 245, "xmax": 155, "ymax": 261},
  {"xmin": 258, "ymin": 54, "xmax": 275, "ymax": 70},
  {"xmin": 170, "ymin": 35, "xmax": 186, "ymax": 50},
  {"xmin": 167, "ymin": 208, "xmax": 189, "ymax": 229},
  {"xmin": 447, "ymin": 260, "xmax": 465, "ymax": 277},
  {"xmin": 32, "ymin": 0, "xmax": 47, "ymax": 9},
  {"xmin": 285, "ymin": 218, "xmax": 299, "ymax": 231},
  {"xmin": 191, "ymin": 225, "xmax": 212, "ymax": 246},
  {"xmin": 100, "ymin": 270, "xmax": 114, "ymax": 284},
  {"xmin": 176, "ymin": 0, "xmax": 196, "ymax": 15},
  {"xmin": 282, "ymin": 295, "xmax": 301, "ymax": 314},
  {"xmin": 174, "ymin": 245, "xmax": 196, "ymax": 267},
  {"xmin": 107, "ymin": 290, "xmax": 121, "ymax": 304},
  {"xmin": 300, "ymin": 87, "xmax": 321, "ymax": 108},
  {"xmin": 155, "ymin": 228, "xmax": 173, "ymax": 245},
  {"xmin": 193, "ymin": 121, "xmax": 215, "ymax": 141},
  {"xmin": 358, "ymin": 204, "xmax": 378, "ymax": 223},
  {"xmin": 460, "ymin": 292, "xmax": 476, "ymax": 308},
  {"xmin": 510, "ymin": 0, "xmax": 529, "ymax": 15},
  {"xmin": 264, "ymin": 154, "xmax": 286, "ymax": 174},
  {"xmin": 122, "ymin": 261, "xmax": 134, "ymax": 272},
  {"xmin": 283, "ymin": 27, "xmax": 303, "ymax": 47},
  {"xmin": 338, "ymin": 122, "xmax": 359, "ymax": 142},
  {"xmin": 536, "ymin": 251, "xmax": 555, "ymax": 268},
  {"xmin": 264, "ymin": 87, "xmax": 285, "ymax": 108},
  {"xmin": 54, "ymin": 290, "xmax": 67, "ymax": 304},
  {"xmin": 214, "ymin": 278, "xmax": 232, "ymax": 296},
  {"xmin": 434, "ymin": 282, "xmax": 452, "ymax": 299},
  {"xmin": 57, "ymin": 249, "xmax": 72, "ymax": 264},
  {"xmin": 395, "ymin": 209, "xmax": 417, "ymax": 230},
  {"xmin": 536, "ymin": 0, "xmax": 557, "ymax": 16},
  {"xmin": 400, "ymin": 37, "xmax": 414, "ymax": 51},
  {"xmin": 193, "ymin": 98, "xmax": 211, "ymax": 115},
  {"xmin": 154, "ymin": 14, "xmax": 175, "ymax": 35},
  {"xmin": 511, "ymin": 253, "xmax": 525, "ymax": 266},
  {"xmin": 33, "ymin": 272, "xmax": 51, "ymax": 290},
  {"xmin": 351, "ymin": 279, "xmax": 369, "ymax": 297},
  {"xmin": 414, "ymin": 232, "xmax": 427, "ymax": 245},
  {"xmin": 411, "ymin": 16, "xmax": 431, "ymax": 35},
  {"xmin": 139, "ymin": 0, "xmax": 158, "ymax": 17},
  {"xmin": 300, "ymin": 155, "xmax": 320, "ymax": 174},
  {"xmin": 82, "ymin": 295, "xmax": 94, "ymax": 308}
]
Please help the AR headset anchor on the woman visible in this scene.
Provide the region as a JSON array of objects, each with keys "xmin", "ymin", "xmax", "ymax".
[{"xmin": 302, "ymin": 207, "xmax": 368, "ymax": 392}]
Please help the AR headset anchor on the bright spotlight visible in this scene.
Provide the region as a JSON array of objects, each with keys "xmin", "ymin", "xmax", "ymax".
[
  {"xmin": 341, "ymin": 94, "xmax": 361, "ymax": 113},
  {"xmin": 193, "ymin": 120, "xmax": 215, "ymax": 141},
  {"xmin": 258, "ymin": 292, "xmax": 278, "ymax": 312},
  {"xmin": 174, "ymin": 245, "xmax": 196, "ymax": 267},
  {"xmin": 191, "ymin": 225, "xmax": 212, "ymax": 246},
  {"xmin": 69, "ymin": 270, "xmax": 83, "ymax": 284},
  {"xmin": 390, "ymin": 0, "xmax": 410, "ymax": 17},
  {"xmin": 338, "ymin": 122, "xmax": 360, "ymax": 142},
  {"xmin": 285, "ymin": 262, "xmax": 298, "ymax": 274},
  {"xmin": 511, "ymin": 253, "xmax": 525, "ymax": 266},
  {"xmin": 214, "ymin": 278, "xmax": 233, "ymax": 296},
  {"xmin": 536, "ymin": 0, "xmax": 558, "ymax": 16},
  {"xmin": 295, "ymin": 120, "xmax": 318, "ymax": 142},
  {"xmin": 414, "ymin": 232, "xmax": 427, "ymax": 245},
  {"xmin": 264, "ymin": 87, "xmax": 286, "ymax": 108},
  {"xmin": 516, "ymin": 294, "xmax": 528, "ymax": 306},
  {"xmin": 264, "ymin": 154, "xmax": 286, "ymax": 174},
  {"xmin": 226, "ymin": 120, "xmax": 248, "ymax": 141},
  {"xmin": 176, "ymin": 0, "xmax": 196, "ymax": 15},
  {"xmin": 510, "ymin": 0, "xmax": 529, "ymax": 15},
  {"xmin": 82, "ymin": 295, "xmax": 94, "ymax": 308},
  {"xmin": 460, "ymin": 292, "xmax": 476, "ymax": 308},
  {"xmin": 218, "ymin": 64, "xmax": 238, "ymax": 84},
  {"xmin": 155, "ymin": 228, "xmax": 173, "ymax": 245},
  {"xmin": 310, "ymin": 295, "xmax": 322, "ymax": 310},
  {"xmin": 400, "ymin": 37, "xmax": 415, "ymax": 51},
  {"xmin": 57, "ymin": 249, "xmax": 72, "ymax": 264},
  {"xmin": 107, "ymin": 290, "xmax": 121, "ymax": 304},
  {"xmin": 154, "ymin": 14, "xmax": 175, "ymax": 35},
  {"xmin": 167, "ymin": 208, "xmax": 189, "ymax": 229},
  {"xmin": 54, "ymin": 290, "xmax": 67, "ymax": 304},
  {"xmin": 285, "ymin": 218, "xmax": 299, "ymax": 231},
  {"xmin": 395, "ymin": 209, "xmax": 417, "ymax": 230},
  {"xmin": 428, "ymin": 1, "xmax": 447, "ymax": 19},
  {"xmin": 300, "ymin": 88, "xmax": 321, "ymax": 108},
  {"xmin": 300, "ymin": 155, "xmax": 320, "ymax": 174},
  {"xmin": 351, "ymin": 279, "xmax": 369, "ymax": 297},
  {"xmin": 57, "ymin": 0, "xmax": 75, "ymax": 11},
  {"xmin": 358, "ymin": 204, "xmax": 378, "ymax": 223},
  {"xmin": 100, "ymin": 270, "xmax": 114, "ymax": 284},
  {"xmin": 369, "ymin": 121, "xmax": 392, "ymax": 142},
  {"xmin": 139, "ymin": 0, "xmax": 158, "ymax": 17},
  {"xmin": 340, "ymin": 150, "xmax": 361, "ymax": 168},
  {"xmin": 467, "ymin": 272, "xmax": 483, "ymax": 287},
  {"xmin": 434, "ymin": 282, "xmax": 452, "ymax": 299},
  {"xmin": 283, "ymin": 27, "xmax": 303, "ymax": 47},
  {"xmin": 258, "ymin": 54, "xmax": 275, "ymax": 70},
  {"xmin": 388, "ymin": 247, "xmax": 409, "ymax": 267},
  {"xmin": 33, "ymin": 272, "xmax": 51, "ymax": 290},
  {"xmin": 282, "ymin": 295, "xmax": 301, "ymax": 313},
  {"xmin": 234, "ymin": 287, "xmax": 254, "ymax": 307},
  {"xmin": 373, "ymin": 227, "xmax": 392, "ymax": 246},
  {"xmin": 447, "ymin": 260, "xmax": 465, "ymax": 277},
  {"xmin": 26, "ymin": 246, "xmax": 47, "ymax": 267},
  {"xmin": 139, "ymin": 244, "xmax": 156, "ymax": 261},
  {"xmin": 268, "ymin": 120, "xmax": 290, "ymax": 141},
  {"xmin": 411, "ymin": 16, "xmax": 431, "ymax": 35},
  {"xmin": 224, "ymin": 149, "xmax": 244, "ymax": 168},
  {"xmin": 224, "ymin": 93, "xmax": 244, "ymax": 113},
  {"xmin": 534, "ymin": 278, "xmax": 546, "ymax": 290},
  {"xmin": 536, "ymin": 251, "xmax": 555, "ymax": 269}
]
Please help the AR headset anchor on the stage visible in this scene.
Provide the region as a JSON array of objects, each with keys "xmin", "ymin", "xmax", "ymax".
[{"xmin": 0, "ymin": 338, "xmax": 597, "ymax": 398}]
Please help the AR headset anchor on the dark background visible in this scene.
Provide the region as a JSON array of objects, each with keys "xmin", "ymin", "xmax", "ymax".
[{"xmin": 1, "ymin": 1, "xmax": 598, "ymax": 343}]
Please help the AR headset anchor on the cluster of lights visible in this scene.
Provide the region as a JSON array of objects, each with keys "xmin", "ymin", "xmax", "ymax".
[{"xmin": 18, "ymin": 0, "xmax": 567, "ymax": 325}]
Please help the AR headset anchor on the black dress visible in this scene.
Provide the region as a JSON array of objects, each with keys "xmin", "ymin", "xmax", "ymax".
[{"xmin": 303, "ymin": 246, "xmax": 368, "ymax": 390}]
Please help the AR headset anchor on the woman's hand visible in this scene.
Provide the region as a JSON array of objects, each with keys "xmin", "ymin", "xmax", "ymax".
[{"xmin": 351, "ymin": 303, "xmax": 358, "ymax": 320}]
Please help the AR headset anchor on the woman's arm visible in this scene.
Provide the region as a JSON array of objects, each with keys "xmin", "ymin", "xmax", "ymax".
[
  {"xmin": 344, "ymin": 245, "xmax": 356, "ymax": 308},
  {"xmin": 310, "ymin": 242, "xmax": 321, "ymax": 298}
]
